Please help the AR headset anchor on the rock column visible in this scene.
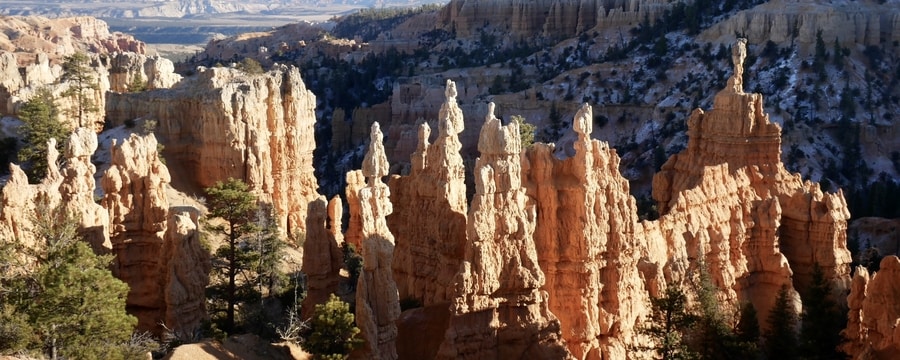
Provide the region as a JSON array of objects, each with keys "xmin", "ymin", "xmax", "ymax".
[{"xmin": 354, "ymin": 123, "xmax": 401, "ymax": 360}]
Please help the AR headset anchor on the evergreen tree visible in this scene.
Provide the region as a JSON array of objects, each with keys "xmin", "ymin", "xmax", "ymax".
[
  {"xmin": 304, "ymin": 294, "xmax": 362, "ymax": 360},
  {"xmin": 0, "ymin": 203, "xmax": 137, "ymax": 359},
  {"xmin": 60, "ymin": 52, "xmax": 99, "ymax": 127},
  {"xmin": 238, "ymin": 58, "xmax": 265, "ymax": 75},
  {"xmin": 205, "ymin": 178, "xmax": 285, "ymax": 335},
  {"xmin": 511, "ymin": 115, "xmax": 535, "ymax": 148},
  {"xmin": 735, "ymin": 302, "xmax": 760, "ymax": 345},
  {"xmin": 128, "ymin": 71, "xmax": 148, "ymax": 92},
  {"xmin": 799, "ymin": 264, "xmax": 844, "ymax": 359},
  {"xmin": 637, "ymin": 286, "xmax": 698, "ymax": 360},
  {"xmin": 16, "ymin": 88, "xmax": 70, "ymax": 183},
  {"xmin": 764, "ymin": 285, "xmax": 798, "ymax": 360}
]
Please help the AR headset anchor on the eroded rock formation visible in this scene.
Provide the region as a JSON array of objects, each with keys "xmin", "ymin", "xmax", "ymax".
[
  {"xmin": 300, "ymin": 196, "xmax": 344, "ymax": 319},
  {"xmin": 436, "ymin": 103, "xmax": 571, "ymax": 359},
  {"xmin": 106, "ymin": 65, "xmax": 320, "ymax": 236},
  {"xmin": 0, "ymin": 129, "xmax": 109, "ymax": 252},
  {"xmin": 842, "ymin": 256, "xmax": 900, "ymax": 359},
  {"xmin": 353, "ymin": 123, "xmax": 401, "ymax": 360},
  {"xmin": 160, "ymin": 210, "xmax": 211, "ymax": 335},
  {"xmin": 526, "ymin": 103, "xmax": 652, "ymax": 359},
  {"xmin": 700, "ymin": 0, "xmax": 900, "ymax": 46},
  {"xmin": 0, "ymin": 16, "xmax": 145, "ymax": 64},
  {"xmin": 108, "ymin": 52, "xmax": 182, "ymax": 92},
  {"xmin": 388, "ymin": 80, "xmax": 468, "ymax": 307},
  {"xmin": 439, "ymin": 0, "xmax": 674, "ymax": 41},
  {"xmin": 101, "ymin": 133, "xmax": 171, "ymax": 331},
  {"xmin": 651, "ymin": 39, "xmax": 850, "ymax": 327}
]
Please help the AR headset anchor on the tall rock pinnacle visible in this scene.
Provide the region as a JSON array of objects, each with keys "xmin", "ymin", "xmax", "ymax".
[
  {"xmin": 436, "ymin": 103, "xmax": 571, "ymax": 359},
  {"xmin": 354, "ymin": 122, "xmax": 401, "ymax": 360},
  {"xmin": 388, "ymin": 79, "xmax": 468, "ymax": 307}
]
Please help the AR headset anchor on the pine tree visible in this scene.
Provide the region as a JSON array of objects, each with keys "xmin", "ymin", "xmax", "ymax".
[
  {"xmin": 799, "ymin": 263, "xmax": 844, "ymax": 359},
  {"xmin": 60, "ymin": 52, "xmax": 99, "ymax": 127},
  {"xmin": 637, "ymin": 286, "xmax": 698, "ymax": 360},
  {"xmin": 205, "ymin": 178, "xmax": 285, "ymax": 335},
  {"xmin": 764, "ymin": 285, "xmax": 798, "ymax": 360},
  {"xmin": 0, "ymin": 203, "xmax": 137, "ymax": 359},
  {"xmin": 304, "ymin": 294, "xmax": 363, "ymax": 359},
  {"xmin": 16, "ymin": 87, "xmax": 70, "ymax": 183}
]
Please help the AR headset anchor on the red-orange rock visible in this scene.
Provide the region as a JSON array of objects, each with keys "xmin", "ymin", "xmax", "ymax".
[
  {"xmin": 527, "ymin": 103, "xmax": 651, "ymax": 359},
  {"xmin": 300, "ymin": 196, "xmax": 344, "ymax": 319},
  {"xmin": 388, "ymin": 80, "xmax": 468, "ymax": 307},
  {"xmin": 842, "ymin": 257, "xmax": 900, "ymax": 359},
  {"xmin": 354, "ymin": 123, "xmax": 401, "ymax": 360},
  {"xmin": 106, "ymin": 65, "xmax": 319, "ymax": 237},
  {"xmin": 160, "ymin": 210, "xmax": 211, "ymax": 336},
  {"xmin": 651, "ymin": 39, "xmax": 849, "ymax": 329},
  {"xmin": 436, "ymin": 103, "xmax": 571, "ymax": 359},
  {"xmin": 101, "ymin": 133, "xmax": 171, "ymax": 331}
]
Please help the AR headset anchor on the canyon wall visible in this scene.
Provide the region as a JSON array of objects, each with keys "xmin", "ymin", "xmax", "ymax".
[
  {"xmin": 0, "ymin": 130, "xmax": 209, "ymax": 335},
  {"xmin": 439, "ymin": 0, "xmax": 674, "ymax": 41},
  {"xmin": 0, "ymin": 16, "xmax": 144, "ymax": 64},
  {"xmin": 700, "ymin": 0, "xmax": 900, "ymax": 46},
  {"xmin": 101, "ymin": 133, "xmax": 170, "ymax": 330},
  {"xmin": 106, "ymin": 65, "xmax": 320, "ymax": 236}
]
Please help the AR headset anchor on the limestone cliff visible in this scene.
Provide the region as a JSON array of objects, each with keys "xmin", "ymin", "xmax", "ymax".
[
  {"xmin": 526, "ymin": 103, "xmax": 652, "ymax": 359},
  {"xmin": 436, "ymin": 103, "xmax": 571, "ymax": 359},
  {"xmin": 106, "ymin": 65, "xmax": 320, "ymax": 236},
  {"xmin": 388, "ymin": 80, "xmax": 468, "ymax": 307},
  {"xmin": 0, "ymin": 16, "xmax": 144, "ymax": 64},
  {"xmin": 59, "ymin": 128, "xmax": 111, "ymax": 251},
  {"xmin": 353, "ymin": 123, "xmax": 401, "ymax": 360},
  {"xmin": 101, "ymin": 133, "xmax": 171, "ymax": 332}
]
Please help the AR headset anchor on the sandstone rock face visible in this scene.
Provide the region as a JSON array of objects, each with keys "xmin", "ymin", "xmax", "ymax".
[
  {"xmin": 160, "ymin": 210, "xmax": 211, "ymax": 336},
  {"xmin": 388, "ymin": 80, "xmax": 468, "ymax": 307},
  {"xmin": 106, "ymin": 65, "xmax": 319, "ymax": 236},
  {"xmin": 300, "ymin": 196, "xmax": 344, "ymax": 319},
  {"xmin": 353, "ymin": 123, "xmax": 401, "ymax": 360},
  {"xmin": 700, "ymin": 0, "xmax": 900, "ymax": 46},
  {"xmin": 651, "ymin": 39, "xmax": 850, "ymax": 326},
  {"xmin": 436, "ymin": 103, "xmax": 571, "ymax": 360},
  {"xmin": 101, "ymin": 133, "xmax": 171, "ymax": 331},
  {"xmin": 526, "ymin": 103, "xmax": 652, "ymax": 359},
  {"xmin": 843, "ymin": 257, "xmax": 900, "ymax": 359}
]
